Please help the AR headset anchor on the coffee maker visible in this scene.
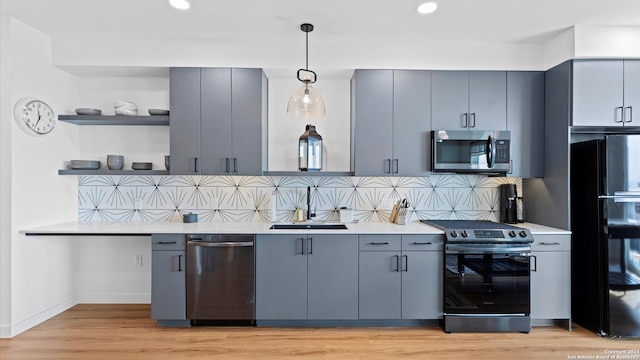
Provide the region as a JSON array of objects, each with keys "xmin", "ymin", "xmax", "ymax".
[{"xmin": 499, "ymin": 184, "xmax": 518, "ymax": 224}]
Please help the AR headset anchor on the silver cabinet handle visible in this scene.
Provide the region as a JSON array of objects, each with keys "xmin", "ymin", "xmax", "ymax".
[
  {"xmin": 233, "ymin": 158, "xmax": 238, "ymax": 173},
  {"xmin": 539, "ymin": 242, "xmax": 561, "ymax": 246},
  {"xmin": 615, "ymin": 106, "xmax": 624, "ymax": 123},
  {"xmin": 470, "ymin": 113, "xmax": 476, "ymax": 128},
  {"xmin": 392, "ymin": 159, "xmax": 399, "ymax": 174},
  {"xmin": 384, "ymin": 159, "xmax": 391, "ymax": 174},
  {"xmin": 531, "ymin": 254, "xmax": 537, "ymax": 272},
  {"xmin": 225, "ymin": 158, "xmax": 230, "ymax": 173},
  {"xmin": 625, "ymin": 106, "xmax": 633, "ymax": 123},
  {"xmin": 462, "ymin": 113, "xmax": 468, "ymax": 128}
]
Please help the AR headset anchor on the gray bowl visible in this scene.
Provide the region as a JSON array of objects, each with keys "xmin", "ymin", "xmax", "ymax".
[{"xmin": 131, "ymin": 162, "xmax": 152, "ymax": 170}]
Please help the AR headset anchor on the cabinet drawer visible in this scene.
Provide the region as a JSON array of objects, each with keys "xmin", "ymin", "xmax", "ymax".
[
  {"xmin": 531, "ymin": 235, "xmax": 571, "ymax": 252},
  {"xmin": 152, "ymin": 234, "xmax": 186, "ymax": 251},
  {"xmin": 402, "ymin": 235, "xmax": 444, "ymax": 251},
  {"xmin": 359, "ymin": 235, "xmax": 401, "ymax": 251}
]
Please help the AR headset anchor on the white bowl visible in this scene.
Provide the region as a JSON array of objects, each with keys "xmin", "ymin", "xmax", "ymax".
[{"xmin": 115, "ymin": 109, "xmax": 138, "ymax": 116}]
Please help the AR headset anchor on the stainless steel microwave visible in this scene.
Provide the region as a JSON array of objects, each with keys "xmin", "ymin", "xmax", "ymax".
[{"xmin": 431, "ymin": 130, "xmax": 511, "ymax": 173}]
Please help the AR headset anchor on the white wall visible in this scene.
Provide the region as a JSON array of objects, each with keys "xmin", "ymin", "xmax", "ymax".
[
  {"xmin": 1, "ymin": 17, "xmax": 80, "ymax": 338},
  {"xmin": 76, "ymin": 76, "xmax": 170, "ymax": 170},
  {"xmin": 268, "ymin": 77, "xmax": 351, "ymax": 171}
]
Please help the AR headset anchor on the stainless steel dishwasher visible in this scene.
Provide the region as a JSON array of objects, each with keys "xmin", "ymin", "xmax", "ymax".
[{"xmin": 186, "ymin": 234, "xmax": 255, "ymax": 324}]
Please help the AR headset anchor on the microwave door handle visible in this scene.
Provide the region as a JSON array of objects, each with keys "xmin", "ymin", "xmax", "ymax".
[{"xmin": 486, "ymin": 135, "xmax": 496, "ymax": 168}]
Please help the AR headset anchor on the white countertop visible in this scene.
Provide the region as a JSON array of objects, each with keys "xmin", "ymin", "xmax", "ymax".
[{"xmin": 22, "ymin": 220, "xmax": 571, "ymax": 236}]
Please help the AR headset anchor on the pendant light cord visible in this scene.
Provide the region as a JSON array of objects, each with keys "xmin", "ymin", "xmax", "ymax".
[{"xmin": 305, "ymin": 29, "xmax": 309, "ymax": 71}]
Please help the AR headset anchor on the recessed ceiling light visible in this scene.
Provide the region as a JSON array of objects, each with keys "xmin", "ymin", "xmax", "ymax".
[
  {"xmin": 169, "ymin": 0, "xmax": 190, "ymax": 10},
  {"xmin": 417, "ymin": 2, "xmax": 438, "ymax": 14}
]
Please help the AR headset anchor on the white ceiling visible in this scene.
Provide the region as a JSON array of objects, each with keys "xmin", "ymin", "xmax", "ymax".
[{"xmin": 2, "ymin": 0, "xmax": 639, "ymax": 76}]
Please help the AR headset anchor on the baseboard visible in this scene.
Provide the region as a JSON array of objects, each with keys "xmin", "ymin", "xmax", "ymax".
[
  {"xmin": 1, "ymin": 296, "xmax": 78, "ymax": 338},
  {"xmin": 77, "ymin": 293, "xmax": 150, "ymax": 304}
]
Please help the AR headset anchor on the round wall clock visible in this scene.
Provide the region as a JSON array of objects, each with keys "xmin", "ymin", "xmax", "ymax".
[{"xmin": 13, "ymin": 97, "xmax": 56, "ymax": 136}]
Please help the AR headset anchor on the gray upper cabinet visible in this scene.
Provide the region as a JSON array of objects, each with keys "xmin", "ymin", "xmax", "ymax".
[
  {"xmin": 255, "ymin": 234, "xmax": 359, "ymax": 320},
  {"xmin": 432, "ymin": 71, "xmax": 507, "ymax": 130},
  {"xmin": 573, "ymin": 59, "xmax": 640, "ymax": 126},
  {"xmin": 170, "ymin": 67, "xmax": 267, "ymax": 175},
  {"xmin": 506, "ymin": 71, "xmax": 544, "ymax": 178},
  {"xmin": 352, "ymin": 69, "xmax": 431, "ymax": 176},
  {"xmin": 170, "ymin": 68, "xmax": 201, "ymax": 175}
]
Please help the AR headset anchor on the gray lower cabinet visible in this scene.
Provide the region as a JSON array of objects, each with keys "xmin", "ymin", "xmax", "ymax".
[
  {"xmin": 530, "ymin": 234, "xmax": 571, "ymax": 322},
  {"xmin": 506, "ymin": 71, "xmax": 544, "ymax": 177},
  {"xmin": 170, "ymin": 67, "xmax": 267, "ymax": 175},
  {"xmin": 255, "ymin": 234, "xmax": 359, "ymax": 320},
  {"xmin": 352, "ymin": 69, "xmax": 431, "ymax": 176},
  {"xmin": 573, "ymin": 59, "xmax": 640, "ymax": 127},
  {"xmin": 151, "ymin": 234, "xmax": 186, "ymax": 323},
  {"xmin": 431, "ymin": 71, "xmax": 507, "ymax": 130},
  {"xmin": 358, "ymin": 235, "xmax": 443, "ymax": 320}
]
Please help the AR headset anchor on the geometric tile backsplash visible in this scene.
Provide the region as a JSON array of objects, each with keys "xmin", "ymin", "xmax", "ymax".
[{"xmin": 78, "ymin": 174, "xmax": 521, "ymax": 223}]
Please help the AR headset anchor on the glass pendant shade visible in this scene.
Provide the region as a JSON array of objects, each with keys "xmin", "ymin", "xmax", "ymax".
[{"xmin": 287, "ymin": 81, "xmax": 326, "ymax": 119}]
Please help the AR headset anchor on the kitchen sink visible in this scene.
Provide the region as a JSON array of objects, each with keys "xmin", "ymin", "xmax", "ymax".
[{"xmin": 269, "ymin": 223, "xmax": 348, "ymax": 230}]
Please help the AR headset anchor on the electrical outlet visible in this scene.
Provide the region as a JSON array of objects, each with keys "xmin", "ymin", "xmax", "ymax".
[{"xmin": 134, "ymin": 255, "xmax": 143, "ymax": 267}]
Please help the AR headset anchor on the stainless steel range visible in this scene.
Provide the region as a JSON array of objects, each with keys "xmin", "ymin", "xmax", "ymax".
[{"xmin": 421, "ymin": 220, "xmax": 534, "ymax": 333}]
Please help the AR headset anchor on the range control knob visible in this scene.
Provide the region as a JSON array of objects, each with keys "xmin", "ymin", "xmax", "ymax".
[
  {"xmin": 450, "ymin": 230, "xmax": 458, "ymax": 238},
  {"xmin": 508, "ymin": 231, "xmax": 517, "ymax": 238},
  {"xmin": 461, "ymin": 230, "xmax": 469, "ymax": 238},
  {"xmin": 519, "ymin": 231, "xmax": 528, "ymax": 238}
]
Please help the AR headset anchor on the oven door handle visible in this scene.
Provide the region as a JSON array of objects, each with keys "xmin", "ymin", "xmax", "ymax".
[{"xmin": 446, "ymin": 244, "xmax": 531, "ymax": 254}]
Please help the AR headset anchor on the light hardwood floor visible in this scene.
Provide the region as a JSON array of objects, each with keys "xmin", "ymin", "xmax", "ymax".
[{"xmin": 1, "ymin": 305, "xmax": 638, "ymax": 359}]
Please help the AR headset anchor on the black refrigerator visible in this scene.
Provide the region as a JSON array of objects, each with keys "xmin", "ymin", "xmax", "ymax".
[{"xmin": 571, "ymin": 135, "xmax": 640, "ymax": 338}]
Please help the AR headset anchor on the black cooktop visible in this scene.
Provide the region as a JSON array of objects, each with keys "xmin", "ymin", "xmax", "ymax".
[{"xmin": 420, "ymin": 219, "xmax": 523, "ymax": 230}]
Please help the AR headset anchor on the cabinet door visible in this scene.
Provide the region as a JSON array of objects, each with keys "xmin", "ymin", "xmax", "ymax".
[
  {"xmin": 401, "ymin": 251, "xmax": 442, "ymax": 319},
  {"xmin": 255, "ymin": 234, "xmax": 308, "ymax": 320},
  {"xmin": 573, "ymin": 60, "xmax": 624, "ymax": 126},
  {"xmin": 358, "ymin": 251, "xmax": 401, "ymax": 319},
  {"xmin": 624, "ymin": 60, "xmax": 640, "ymax": 125},
  {"xmin": 231, "ymin": 68, "xmax": 265, "ymax": 175},
  {"xmin": 170, "ymin": 68, "xmax": 201, "ymax": 174},
  {"xmin": 531, "ymin": 250, "xmax": 571, "ymax": 320},
  {"xmin": 353, "ymin": 70, "xmax": 394, "ymax": 175},
  {"xmin": 507, "ymin": 71, "xmax": 544, "ymax": 177},
  {"xmin": 307, "ymin": 235, "xmax": 359, "ymax": 319},
  {"xmin": 469, "ymin": 71, "xmax": 507, "ymax": 130},
  {"xmin": 431, "ymin": 71, "xmax": 470, "ymax": 130},
  {"xmin": 151, "ymin": 250, "xmax": 186, "ymax": 320},
  {"xmin": 201, "ymin": 68, "xmax": 233, "ymax": 174},
  {"xmin": 393, "ymin": 70, "xmax": 431, "ymax": 176}
]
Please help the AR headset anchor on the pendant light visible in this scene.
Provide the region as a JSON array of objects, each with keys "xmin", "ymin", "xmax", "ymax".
[{"xmin": 287, "ymin": 23, "xmax": 326, "ymax": 119}]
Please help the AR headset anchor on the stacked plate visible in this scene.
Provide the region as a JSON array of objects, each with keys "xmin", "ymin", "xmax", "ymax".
[
  {"xmin": 114, "ymin": 101, "xmax": 138, "ymax": 115},
  {"xmin": 70, "ymin": 160, "xmax": 101, "ymax": 170}
]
